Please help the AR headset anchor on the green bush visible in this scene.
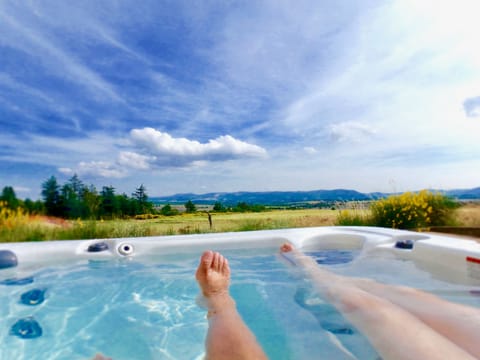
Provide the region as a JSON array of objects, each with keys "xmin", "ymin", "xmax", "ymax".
[{"xmin": 160, "ymin": 204, "xmax": 179, "ymax": 216}]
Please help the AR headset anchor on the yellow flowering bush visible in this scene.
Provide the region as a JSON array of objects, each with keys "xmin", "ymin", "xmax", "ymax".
[
  {"xmin": 370, "ymin": 190, "xmax": 458, "ymax": 229},
  {"xmin": 0, "ymin": 201, "xmax": 29, "ymax": 229},
  {"xmin": 335, "ymin": 190, "xmax": 458, "ymax": 229},
  {"xmin": 0, "ymin": 201, "xmax": 42, "ymax": 242}
]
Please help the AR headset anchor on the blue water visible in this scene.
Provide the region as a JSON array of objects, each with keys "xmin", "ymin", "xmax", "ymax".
[{"xmin": 1, "ymin": 248, "xmax": 478, "ymax": 360}]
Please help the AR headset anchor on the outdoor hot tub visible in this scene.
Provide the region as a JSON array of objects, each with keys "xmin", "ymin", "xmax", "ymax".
[{"xmin": 1, "ymin": 226, "xmax": 480, "ymax": 359}]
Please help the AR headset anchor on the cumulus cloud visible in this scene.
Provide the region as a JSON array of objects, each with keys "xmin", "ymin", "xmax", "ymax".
[
  {"xmin": 59, "ymin": 161, "xmax": 127, "ymax": 178},
  {"xmin": 56, "ymin": 128, "xmax": 268, "ymax": 177},
  {"xmin": 463, "ymin": 96, "xmax": 480, "ymax": 117},
  {"xmin": 128, "ymin": 127, "xmax": 267, "ymax": 167},
  {"xmin": 117, "ymin": 151, "xmax": 155, "ymax": 170}
]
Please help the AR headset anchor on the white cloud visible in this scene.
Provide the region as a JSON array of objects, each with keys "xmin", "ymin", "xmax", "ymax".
[
  {"xmin": 53, "ymin": 127, "xmax": 268, "ymax": 177},
  {"xmin": 271, "ymin": 0, "xmax": 480, "ymax": 158},
  {"xmin": 0, "ymin": 3, "xmax": 124, "ymax": 103},
  {"xmin": 328, "ymin": 121, "xmax": 377, "ymax": 143},
  {"xmin": 13, "ymin": 186, "xmax": 31, "ymax": 194},
  {"xmin": 59, "ymin": 161, "xmax": 127, "ymax": 178},
  {"xmin": 117, "ymin": 151, "xmax": 155, "ymax": 170},
  {"xmin": 58, "ymin": 167, "xmax": 73, "ymax": 175},
  {"xmin": 129, "ymin": 127, "xmax": 267, "ymax": 167},
  {"xmin": 464, "ymin": 96, "xmax": 480, "ymax": 118},
  {"xmin": 211, "ymin": 1, "xmax": 362, "ymax": 92}
]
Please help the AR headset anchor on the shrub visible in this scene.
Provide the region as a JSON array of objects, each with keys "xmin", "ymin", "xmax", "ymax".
[
  {"xmin": 213, "ymin": 202, "xmax": 226, "ymax": 212},
  {"xmin": 160, "ymin": 204, "xmax": 179, "ymax": 216},
  {"xmin": 370, "ymin": 190, "xmax": 458, "ymax": 229},
  {"xmin": 0, "ymin": 201, "xmax": 30, "ymax": 229},
  {"xmin": 184, "ymin": 200, "xmax": 197, "ymax": 213},
  {"xmin": 233, "ymin": 202, "xmax": 266, "ymax": 212},
  {"xmin": 334, "ymin": 190, "xmax": 458, "ymax": 229},
  {"xmin": 0, "ymin": 201, "xmax": 32, "ymax": 242}
]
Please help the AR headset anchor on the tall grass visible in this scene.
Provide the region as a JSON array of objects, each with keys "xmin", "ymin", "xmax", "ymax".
[
  {"xmin": 2, "ymin": 196, "xmax": 470, "ymax": 243},
  {"xmin": 455, "ymin": 203, "xmax": 480, "ymax": 227},
  {"xmin": 1, "ymin": 209, "xmax": 337, "ymax": 243},
  {"xmin": 336, "ymin": 209, "xmax": 371, "ymax": 226},
  {"xmin": 52, "ymin": 220, "xmax": 154, "ymax": 240},
  {"xmin": 0, "ymin": 200, "xmax": 155, "ymax": 242},
  {"xmin": 0, "ymin": 202, "xmax": 43, "ymax": 242},
  {"xmin": 335, "ymin": 201, "xmax": 371, "ymax": 226}
]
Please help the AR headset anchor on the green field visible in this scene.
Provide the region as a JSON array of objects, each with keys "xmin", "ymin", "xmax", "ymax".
[
  {"xmin": 0, "ymin": 209, "xmax": 338, "ymax": 243},
  {"xmin": 2, "ymin": 203, "xmax": 480, "ymax": 243}
]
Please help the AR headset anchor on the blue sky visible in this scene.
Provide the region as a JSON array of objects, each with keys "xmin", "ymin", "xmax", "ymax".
[{"xmin": 1, "ymin": 0, "xmax": 480, "ymax": 200}]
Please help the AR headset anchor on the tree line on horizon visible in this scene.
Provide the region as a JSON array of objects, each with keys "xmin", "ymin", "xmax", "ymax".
[
  {"xmin": 0, "ymin": 175, "xmax": 267, "ymax": 220},
  {"xmin": 1, "ymin": 175, "xmax": 154, "ymax": 219}
]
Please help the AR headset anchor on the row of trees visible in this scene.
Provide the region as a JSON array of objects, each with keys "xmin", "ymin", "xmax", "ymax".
[
  {"xmin": 1, "ymin": 175, "xmax": 268, "ymax": 220},
  {"xmin": 40, "ymin": 175, "xmax": 154, "ymax": 219},
  {"xmin": 156, "ymin": 200, "xmax": 266, "ymax": 216},
  {"xmin": 213, "ymin": 201, "xmax": 266, "ymax": 212},
  {"xmin": 1, "ymin": 175, "xmax": 154, "ymax": 219},
  {"xmin": 1, "ymin": 186, "xmax": 44, "ymax": 214}
]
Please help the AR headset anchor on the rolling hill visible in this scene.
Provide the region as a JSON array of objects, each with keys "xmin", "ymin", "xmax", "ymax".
[{"xmin": 151, "ymin": 187, "xmax": 480, "ymax": 206}]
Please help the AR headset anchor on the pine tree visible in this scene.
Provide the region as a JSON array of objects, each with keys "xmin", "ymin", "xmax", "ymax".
[
  {"xmin": 0, "ymin": 186, "xmax": 19, "ymax": 209},
  {"xmin": 132, "ymin": 184, "xmax": 152, "ymax": 215},
  {"xmin": 41, "ymin": 176, "xmax": 61, "ymax": 216}
]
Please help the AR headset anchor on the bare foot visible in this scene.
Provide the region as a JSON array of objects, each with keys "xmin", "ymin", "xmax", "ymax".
[
  {"xmin": 196, "ymin": 251, "xmax": 235, "ymax": 316},
  {"xmin": 90, "ymin": 354, "xmax": 112, "ymax": 360},
  {"xmin": 280, "ymin": 243, "xmax": 294, "ymax": 253},
  {"xmin": 279, "ymin": 243, "xmax": 342, "ymax": 282},
  {"xmin": 280, "ymin": 243, "xmax": 317, "ymax": 268}
]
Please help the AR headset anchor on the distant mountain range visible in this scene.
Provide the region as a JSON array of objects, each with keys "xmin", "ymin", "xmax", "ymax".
[{"xmin": 151, "ymin": 187, "xmax": 480, "ymax": 206}]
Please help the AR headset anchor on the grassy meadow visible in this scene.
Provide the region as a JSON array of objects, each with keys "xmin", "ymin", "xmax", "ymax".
[
  {"xmin": 2, "ymin": 201, "xmax": 480, "ymax": 243},
  {"xmin": 0, "ymin": 208, "xmax": 338, "ymax": 243},
  {"xmin": 455, "ymin": 203, "xmax": 480, "ymax": 227}
]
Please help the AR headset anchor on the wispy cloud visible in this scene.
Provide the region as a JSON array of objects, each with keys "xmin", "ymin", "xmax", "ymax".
[
  {"xmin": 0, "ymin": 131, "xmax": 119, "ymax": 171},
  {"xmin": 328, "ymin": 121, "xmax": 378, "ymax": 143},
  {"xmin": 0, "ymin": 8, "xmax": 123, "ymax": 104},
  {"xmin": 464, "ymin": 97, "xmax": 480, "ymax": 118},
  {"xmin": 1, "ymin": 0, "xmax": 480, "ymax": 198},
  {"xmin": 59, "ymin": 161, "xmax": 127, "ymax": 179}
]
